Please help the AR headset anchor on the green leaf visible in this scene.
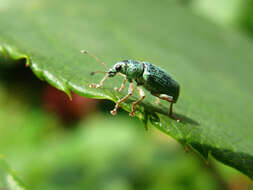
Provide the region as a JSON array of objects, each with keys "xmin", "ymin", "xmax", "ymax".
[
  {"xmin": 0, "ymin": 156, "xmax": 28, "ymax": 190},
  {"xmin": 0, "ymin": 0, "xmax": 253, "ymax": 179}
]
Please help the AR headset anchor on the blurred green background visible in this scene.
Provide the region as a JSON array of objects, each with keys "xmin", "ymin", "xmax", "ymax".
[{"xmin": 0, "ymin": 0, "xmax": 253, "ymax": 189}]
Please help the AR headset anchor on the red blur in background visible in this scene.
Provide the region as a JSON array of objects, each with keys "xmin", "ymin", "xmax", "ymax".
[{"xmin": 43, "ymin": 85, "xmax": 99, "ymax": 123}]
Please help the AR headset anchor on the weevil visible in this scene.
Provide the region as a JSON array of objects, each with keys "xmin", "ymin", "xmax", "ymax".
[{"xmin": 81, "ymin": 50, "xmax": 180, "ymax": 122}]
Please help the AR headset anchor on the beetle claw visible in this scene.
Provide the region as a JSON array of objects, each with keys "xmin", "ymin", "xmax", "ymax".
[
  {"xmin": 110, "ymin": 110, "xmax": 117, "ymax": 115},
  {"xmin": 129, "ymin": 112, "xmax": 135, "ymax": 117}
]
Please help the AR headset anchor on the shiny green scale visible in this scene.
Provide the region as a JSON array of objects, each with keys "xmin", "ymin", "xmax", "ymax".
[
  {"xmin": 136, "ymin": 61, "xmax": 179, "ymax": 102},
  {"xmin": 81, "ymin": 50, "xmax": 180, "ymax": 122}
]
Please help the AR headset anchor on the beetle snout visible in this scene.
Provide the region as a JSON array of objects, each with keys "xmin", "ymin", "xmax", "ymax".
[{"xmin": 108, "ymin": 70, "xmax": 116, "ymax": 77}]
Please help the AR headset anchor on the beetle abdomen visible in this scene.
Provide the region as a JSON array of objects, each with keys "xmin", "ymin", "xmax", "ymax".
[{"xmin": 142, "ymin": 62, "xmax": 180, "ymax": 102}]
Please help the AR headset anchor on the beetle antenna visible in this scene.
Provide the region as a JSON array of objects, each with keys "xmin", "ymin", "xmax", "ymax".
[
  {"xmin": 81, "ymin": 49, "xmax": 109, "ymax": 70},
  {"xmin": 90, "ymin": 71, "xmax": 107, "ymax": 75}
]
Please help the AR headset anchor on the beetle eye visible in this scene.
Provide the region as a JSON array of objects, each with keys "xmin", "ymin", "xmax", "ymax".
[{"xmin": 115, "ymin": 65, "xmax": 121, "ymax": 72}]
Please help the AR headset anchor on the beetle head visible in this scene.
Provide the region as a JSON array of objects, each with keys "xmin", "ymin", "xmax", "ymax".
[{"xmin": 108, "ymin": 60, "xmax": 128, "ymax": 77}]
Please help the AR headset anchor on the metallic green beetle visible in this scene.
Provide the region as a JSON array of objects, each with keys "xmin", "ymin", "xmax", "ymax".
[{"xmin": 81, "ymin": 50, "xmax": 180, "ymax": 122}]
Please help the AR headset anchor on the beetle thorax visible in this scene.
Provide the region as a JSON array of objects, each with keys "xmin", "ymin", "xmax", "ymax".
[{"xmin": 124, "ymin": 60, "xmax": 144, "ymax": 81}]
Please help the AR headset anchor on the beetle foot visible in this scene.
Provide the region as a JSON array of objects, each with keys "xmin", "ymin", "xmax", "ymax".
[
  {"xmin": 169, "ymin": 114, "xmax": 180, "ymax": 122},
  {"xmin": 110, "ymin": 109, "xmax": 117, "ymax": 115},
  {"xmin": 129, "ymin": 111, "xmax": 135, "ymax": 117},
  {"xmin": 89, "ymin": 83, "xmax": 100, "ymax": 88}
]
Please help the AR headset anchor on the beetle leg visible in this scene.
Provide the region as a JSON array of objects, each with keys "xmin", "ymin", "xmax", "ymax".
[
  {"xmin": 89, "ymin": 74, "xmax": 109, "ymax": 88},
  {"xmin": 111, "ymin": 83, "xmax": 134, "ymax": 115},
  {"xmin": 156, "ymin": 97, "xmax": 160, "ymax": 105},
  {"xmin": 114, "ymin": 75, "xmax": 127, "ymax": 92},
  {"xmin": 169, "ymin": 103, "xmax": 180, "ymax": 122},
  {"xmin": 129, "ymin": 87, "xmax": 145, "ymax": 117},
  {"xmin": 157, "ymin": 94, "xmax": 174, "ymax": 102},
  {"xmin": 153, "ymin": 94, "xmax": 180, "ymax": 122}
]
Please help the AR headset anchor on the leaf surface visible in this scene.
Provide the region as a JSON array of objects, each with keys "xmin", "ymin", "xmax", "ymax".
[{"xmin": 0, "ymin": 157, "xmax": 28, "ymax": 190}]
